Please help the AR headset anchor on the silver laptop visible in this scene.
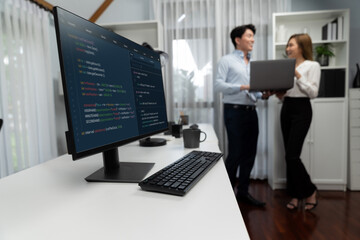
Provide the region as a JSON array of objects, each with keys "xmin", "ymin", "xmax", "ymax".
[{"xmin": 249, "ymin": 59, "xmax": 295, "ymax": 91}]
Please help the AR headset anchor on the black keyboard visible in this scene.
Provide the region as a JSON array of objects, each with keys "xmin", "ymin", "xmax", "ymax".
[{"xmin": 139, "ymin": 150, "xmax": 223, "ymax": 196}]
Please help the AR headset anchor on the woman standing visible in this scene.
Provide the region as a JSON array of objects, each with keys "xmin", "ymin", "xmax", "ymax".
[{"xmin": 276, "ymin": 33, "xmax": 321, "ymax": 211}]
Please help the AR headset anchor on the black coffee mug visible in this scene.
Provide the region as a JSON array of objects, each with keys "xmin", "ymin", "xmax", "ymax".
[
  {"xmin": 171, "ymin": 124, "xmax": 183, "ymax": 138},
  {"xmin": 183, "ymin": 128, "xmax": 207, "ymax": 148}
]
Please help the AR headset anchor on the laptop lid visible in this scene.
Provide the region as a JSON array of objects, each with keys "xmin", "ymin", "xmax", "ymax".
[{"xmin": 249, "ymin": 59, "xmax": 295, "ymax": 91}]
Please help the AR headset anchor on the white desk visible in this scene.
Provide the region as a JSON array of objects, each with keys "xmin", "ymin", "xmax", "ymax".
[{"xmin": 0, "ymin": 124, "xmax": 249, "ymax": 240}]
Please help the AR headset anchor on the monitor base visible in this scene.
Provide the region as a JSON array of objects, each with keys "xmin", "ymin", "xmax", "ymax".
[
  {"xmin": 139, "ymin": 137, "xmax": 167, "ymax": 147},
  {"xmin": 85, "ymin": 162, "xmax": 154, "ymax": 183}
]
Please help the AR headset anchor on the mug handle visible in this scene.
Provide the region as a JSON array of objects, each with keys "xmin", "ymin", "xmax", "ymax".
[{"xmin": 200, "ymin": 131, "xmax": 207, "ymax": 142}]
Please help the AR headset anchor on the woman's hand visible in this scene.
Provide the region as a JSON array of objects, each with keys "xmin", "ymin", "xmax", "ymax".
[{"xmin": 275, "ymin": 91, "xmax": 286, "ymax": 100}]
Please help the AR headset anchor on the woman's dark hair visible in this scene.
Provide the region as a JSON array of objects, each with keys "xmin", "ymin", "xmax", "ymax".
[{"xmin": 230, "ymin": 24, "xmax": 256, "ymax": 49}]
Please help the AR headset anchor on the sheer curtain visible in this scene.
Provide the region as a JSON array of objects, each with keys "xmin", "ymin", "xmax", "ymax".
[
  {"xmin": 153, "ymin": 0, "xmax": 216, "ymax": 124},
  {"xmin": 152, "ymin": 0, "xmax": 290, "ymax": 179},
  {"xmin": 0, "ymin": 0, "xmax": 57, "ymax": 178}
]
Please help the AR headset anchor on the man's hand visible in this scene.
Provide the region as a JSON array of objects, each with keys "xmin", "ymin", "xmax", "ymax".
[
  {"xmin": 261, "ymin": 90, "xmax": 274, "ymax": 100},
  {"xmin": 240, "ymin": 85, "xmax": 250, "ymax": 91}
]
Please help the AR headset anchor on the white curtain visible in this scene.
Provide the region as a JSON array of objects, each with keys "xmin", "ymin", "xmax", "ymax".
[
  {"xmin": 153, "ymin": 0, "xmax": 216, "ymax": 125},
  {"xmin": 152, "ymin": 0, "xmax": 290, "ymax": 179},
  {"xmin": 0, "ymin": 0, "xmax": 57, "ymax": 178}
]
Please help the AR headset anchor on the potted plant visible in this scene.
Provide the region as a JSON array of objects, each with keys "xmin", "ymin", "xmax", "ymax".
[{"xmin": 315, "ymin": 43, "xmax": 335, "ymax": 66}]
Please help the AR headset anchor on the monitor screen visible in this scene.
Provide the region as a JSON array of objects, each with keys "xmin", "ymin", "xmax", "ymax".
[{"xmin": 53, "ymin": 7, "xmax": 168, "ymax": 182}]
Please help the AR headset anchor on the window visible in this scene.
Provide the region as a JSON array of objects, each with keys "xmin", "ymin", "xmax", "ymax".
[{"xmin": 171, "ymin": 38, "xmax": 214, "ymax": 124}]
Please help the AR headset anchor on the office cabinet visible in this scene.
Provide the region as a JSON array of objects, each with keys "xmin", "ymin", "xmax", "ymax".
[
  {"xmin": 348, "ymin": 89, "xmax": 360, "ymax": 190},
  {"xmin": 309, "ymin": 100, "xmax": 347, "ymax": 190},
  {"xmin": 268, "ymin": 9, "xmax": 349, "ymax": 190},
  {"xmin": 268, "ymin": 98, "xmax": 347, "ymax": 190}
]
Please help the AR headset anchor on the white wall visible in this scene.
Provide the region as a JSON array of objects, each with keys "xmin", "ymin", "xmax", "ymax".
[{"xmin": 291, "ymin": 0, "xmax": 360, "ymax": 87}]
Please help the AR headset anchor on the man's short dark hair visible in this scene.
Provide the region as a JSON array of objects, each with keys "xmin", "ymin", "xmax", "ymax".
[{"xmin": 230, "ymin": 24, "xmax": 256, "ymax": 49}]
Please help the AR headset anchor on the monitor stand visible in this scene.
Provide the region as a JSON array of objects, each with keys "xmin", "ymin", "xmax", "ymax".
[
  {"xmin": 139, "ymin": 137, "xmax": 166, "ymax": 147},
  {"xmin": 85, "ymin": 148, "xmax": 154, "ymax": 183}
]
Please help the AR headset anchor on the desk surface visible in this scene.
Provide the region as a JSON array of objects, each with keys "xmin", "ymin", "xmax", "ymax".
[{"xmin": 0, "ymin": 124, "xmax": 249, "ymax": 240}]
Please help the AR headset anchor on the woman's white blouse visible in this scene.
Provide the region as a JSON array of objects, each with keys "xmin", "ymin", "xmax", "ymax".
[{"xmin": 285, "ymin": 60, "xmax": 321, "ymax": 99}]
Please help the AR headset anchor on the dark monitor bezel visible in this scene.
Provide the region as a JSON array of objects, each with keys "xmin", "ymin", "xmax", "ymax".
[{"xmin": 53, "ymin": 7, "xmax": 168, "ymax": 161}]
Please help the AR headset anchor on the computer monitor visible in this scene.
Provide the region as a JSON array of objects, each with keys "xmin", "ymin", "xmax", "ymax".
[{"xmin": 53, "ymin": 7, "xmax": 168, "ymax": 183}]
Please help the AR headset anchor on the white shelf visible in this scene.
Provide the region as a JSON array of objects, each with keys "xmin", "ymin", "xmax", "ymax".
[
  {"xmin": 320, "ymin": 66, "xmax": 347, "ymax": 70},
  {"xmin": 274, "ymin": 9, "xmax": 348, "ymax": 21},
  {"xmin": 313, "ymin": 97, "xmax": 347, "ymax": 103},
  {"xmin": 101, "ymin": 20, "xmax": 163, "ymax": 50},
  {"xmin": 274, "ymin": 9, "xmax": 349, "ymax": 70},
  {"xmin": 275, "ymin": 40, "xmax": 347, "ymax": 46}
]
